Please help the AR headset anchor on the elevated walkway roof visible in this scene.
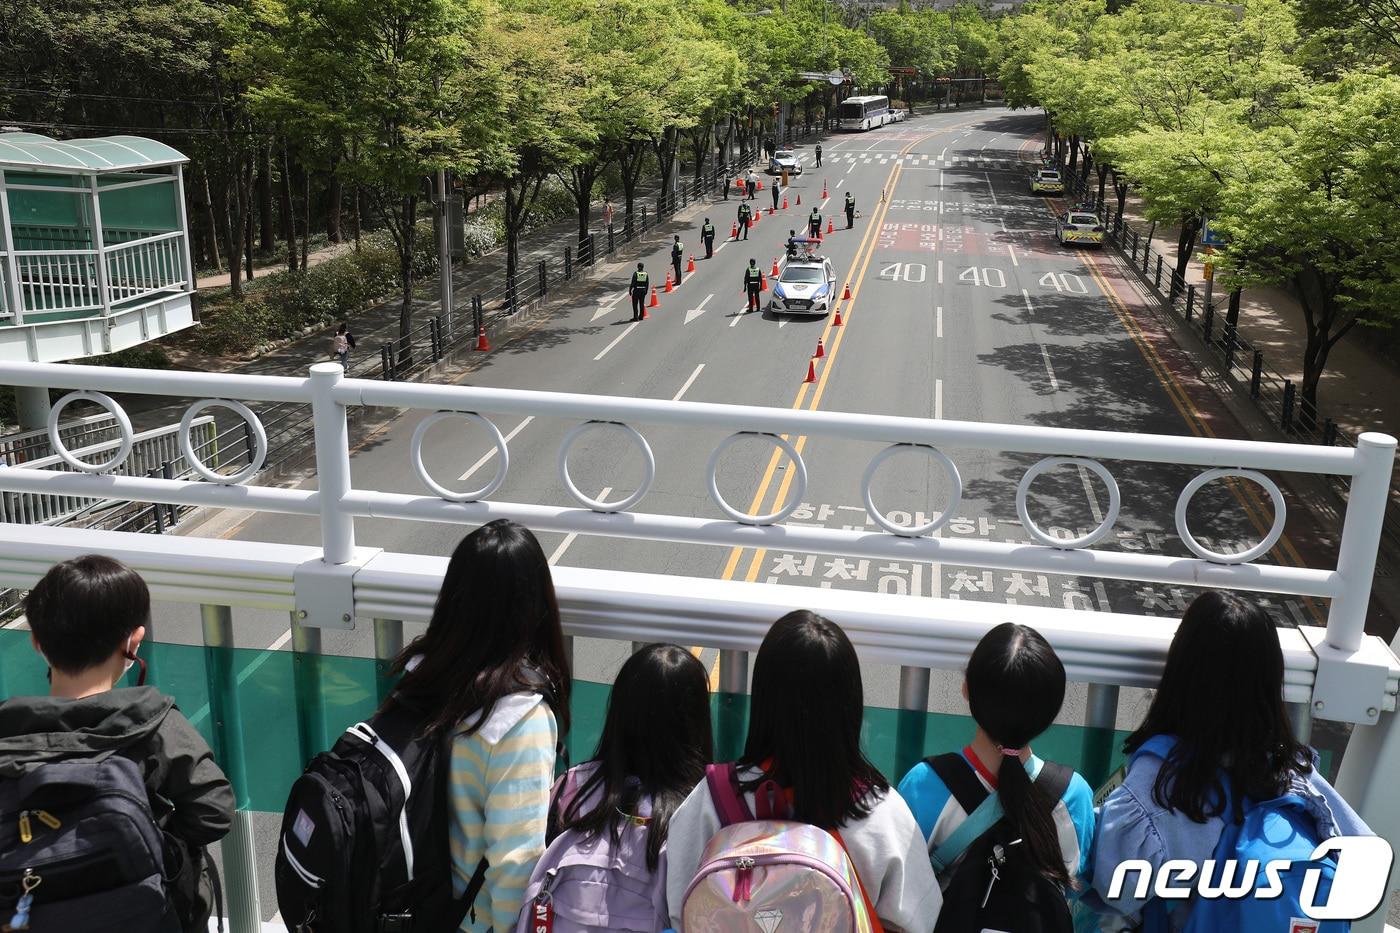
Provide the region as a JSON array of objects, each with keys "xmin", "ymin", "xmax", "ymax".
[{"xmin": 0, "ymin": 132, "xmax": 187, "ymax": 173}]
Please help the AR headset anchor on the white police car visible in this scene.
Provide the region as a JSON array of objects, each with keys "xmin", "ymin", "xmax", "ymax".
[
  {"xmin": 1056, "ymin": 210, "xmax": 1104, "ymax": 246},
  {"xmin": 769, "ymin": 255, "xmax": 836, "ymax": 316},
  {"xmin": 769, "ymin": 150, "xmax": 803, "ymax": 176}
]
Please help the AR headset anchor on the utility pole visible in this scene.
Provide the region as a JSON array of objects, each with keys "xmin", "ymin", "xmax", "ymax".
[{"xmin": 432, "ymin": 76, "xmax": 453, "ymax": 327}]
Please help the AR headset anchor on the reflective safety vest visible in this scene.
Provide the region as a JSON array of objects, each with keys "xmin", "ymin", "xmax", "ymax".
[
  {"xmin": 845, "ymin": 194, "xmax": 855, "ymax": 209},
  {"xmin": 809, "ymin": 211, "xmax": 821, "ymax": 225},
  {"xmin": 744, "ymin": 267, "xmax": 762, "ymax": 288},
  {"xmin": 672, "ymin": 242, "xmax": 683, "ymax": 258},
  {"xmin": 631, "ymin": 271, "xmax": 649, "ymax": 293},
  {"xmin": 738, "ymin": 204, "xmax": 751, "ymax": 218},
  {"xmin": 702, "ymin": 224, "xmax": 715, "ymax": 237}
]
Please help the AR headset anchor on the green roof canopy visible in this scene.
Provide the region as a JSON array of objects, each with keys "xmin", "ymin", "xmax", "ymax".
[{"xmin": 0, "ymin": 133, "xmax": 188, "ymax": 173}]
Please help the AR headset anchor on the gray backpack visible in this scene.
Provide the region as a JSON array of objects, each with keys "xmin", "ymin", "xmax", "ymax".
[{"xmin": 0, "ymin": 756, "xmax": 173, "ymax": 932}]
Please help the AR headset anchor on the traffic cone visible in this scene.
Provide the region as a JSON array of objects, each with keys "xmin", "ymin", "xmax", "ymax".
[
  {"xmin": 832, "ymin": 307, "xmax": 843, "ymax": 326},
  {"xmin": 687, "ymin": 254, "xmax": 695, "ymax": 272},
  {"xmin": 475, "ymin": 326, "xmax": 491, "ymax": 351},
  {"xmin": 827, "ymin": 218, "xmax": 834, "ymax": 234},
  {"xmin": 649, "ymin": 286, "xmax": 659, "ymax": 307},
  {"xmin": 796, "ymin": 193, "xmax": 801, "ymax": 205},
  {"xmin": 735, "ymin": 178, "xmax": 745, "ymax": 193},
  {"xmin": 731, "ymin": 222, "xmax": 738, "ymax": 238},
  {"xmin": 822, "ymin": 179, "xmax": 828, "ymax": 198},
  {"xmin": 782, "ymin": 196, "xmax": 788, "ymax": 209},
  {"xmin": 761, "ymin": 271, "xmax": 768, "ymax": 292},
  {"xmin": 757, "ymin": 179, "xmax": 764, "ymax": 191},
  {"xmin": 664, "ymin": 270, "xmax": 673, "ymax": 293},
  {"xmin": 814, "ymin": 337, "xmax": 825, "ymax": 359},
  {"xmin": 804, "ymin": 358, "xmax": 817, "ymax": 383},
  {"xmin": 771, "ymin": 257, "xmax": 780, "ymax": 276},
  {"xmin": 641, "ymin": 303, "xmax": 649, "ymax": 320},
  {"xmin": 842, "ymin": 282, "xmax": 851, "ymax": 299}
]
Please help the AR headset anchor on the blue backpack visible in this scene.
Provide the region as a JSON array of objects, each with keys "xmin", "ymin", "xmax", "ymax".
[{"xmin": 1132, "ymin": 736, "xmax": 1346, "ymax": 933}]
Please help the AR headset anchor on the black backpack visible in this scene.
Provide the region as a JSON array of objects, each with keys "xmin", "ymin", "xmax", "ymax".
[
  {"xmin": 927, "ymin": 753, "xmax": 1075, "ymax": 933},
  {"xmin": 274, "ymin": 697, "xmax": 484, "ymax": 933},
  {"xmin": 0, "ymin": 757, "xmax": 175, "ymax": 932}
]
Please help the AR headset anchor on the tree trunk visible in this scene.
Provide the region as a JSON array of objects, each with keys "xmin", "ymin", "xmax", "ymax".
[
  {"xmin": 301, "ymin": 168, "xmax": 311, "ymax": 269},
  {"xmin": 217, "ymin": 167, "xmax": 242, "ymax": 299},
  {"xmin": 327, "ymin": 168, "xmax": 343, "ymax": 243},
  {"xmin": 280, "ymin": 144, "xmax": 298, "ymax": 273},
  {"xmin": 1225, "ymin": 287, "xmax": 1242, "ymax": 328},
  {"xmin": 618, "ymin": 140, "xmax": 647, "ymax": 218},
  {"xmin": 1067, "ymin": 135, "xmax": 1079, "ymax": 172},
  {"xmin": 653, "ymin": 127, "xmax": 679, "ymax": 208},
  {"xmin": 258, "ymin": 145, "xmax": 275, "ymax": 253},
  {"xmin": 568, "ymin": 162, "xmax": 599, "ymax": 243},
  {"xmin": 1172, "ymin": 214, "xmax": 1201, "ymax": 298},
  {"xmin": 197, "ymin": 166, "xmax": 222, "ymax": 272},
  {"xmin": 398, "ymin": 194, "xmax": 418, "ymax": 368},
  {"xmin": 1096, "ymin": 164, "xmax": 1109, "ymax": 207}
]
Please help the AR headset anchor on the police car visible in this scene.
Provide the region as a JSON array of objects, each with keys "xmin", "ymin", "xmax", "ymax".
[
  {"xmin": 768, "ymin": 150, "xmax": 803, "ymax": 176},
  {"xmin": 1030, "ymin": 168, "xmax": 1064, "ymax": 194},
  {"xmin": 769, "ymin": 246, "xmax": 836, "ymax": 316},
  {"xmin": 1055, "ymin": 209, "xmax": 1104, "ymax": 246}
]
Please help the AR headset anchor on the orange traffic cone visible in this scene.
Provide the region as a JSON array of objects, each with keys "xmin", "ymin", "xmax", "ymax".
[
  {"xmin": 753, "ymin": 209, "xmax": 761, "ymax": 224},
  {"xmin": 771, "ymin": 257, "xmax": 780, "ymax": 276},
  {"xmin": 814, "ymin": 337, "xmax": 825, "ymax": 359},
  {"xmin": 641, "ymin": 303, "xmax": 649, "ymax": 320},
  {"xmin": 731, "ymin": 222, "xmax": 739, "ymax": 238},
  {"xmin": 782, "ymin": 196, "xmax": 788, "ymax": 209},
  {"xmin": 747, "ymin": 217, "xmax": 754, "ymax": 228},
  {"xmin": 832, "ymin": 307, "xmax": 843, "ymax": 326},
  {"xmin": 475, "ymin": 326, "xmax": 491, "ymax": 351},
  {"xmin": 664, "ymin": 271, "xmax": 673, "ymax": 293},
  {"xmin": 827, "ymin": 218, "xmax": 834, "ymax": 234},
  {"xmin": 649, "ymin": 286, "xmax": 659, "ymax": 307},
  {"xmin": 687, "ymin": 254, "xmax": 695, "ymax": 273},
  {"xmin": 842, "ymin": 282, "xmax": 851, "ymax": 299},
  {"xmin": 735, "ymin": 178, "xmax": 745, "ymax": 193},
  {"xmin": 757, "ymin": 179, "xmax": 764, "ymax": 191},
  {"xmin": 822, "ymin": 179, "xmax": 828, "ymax": 198},
  {"xmin": 804, "ymin": 358, "xmax": 817, "ymax": 383},
  {"xmin": 796, "ymin": 193, "xmax": 801, "ymax": 206},
  {"xmin": 760, "ymin": 271, "xmax": 768, "ymax": 292}
]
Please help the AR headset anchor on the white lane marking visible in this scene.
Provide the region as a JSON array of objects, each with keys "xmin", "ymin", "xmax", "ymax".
[
  {"xmin": 939, "ymin": 147, "xmax": 947, "ymax": 160},
  {"xmin": 1008, "ymin": 244, "xmax": 1019, "ymax": 267},
  {"xmin": 937, "ymin": 260, "xmax": 943, "ymax": 284},
  {"xmin": 730, "ymin": 304, "xmax": 749, "ymax": 327},
  {"xmin": 673, "ymin": 364, "xmax": 705, "ymax": 400},
  {"xmin": 982, "ymin": 135, "xmax": 999, "ymax": 149},
  {"xmin": 715, "ymin": 240, "xmax": 729, "ymax": 254},
  {"xmin": 549, "ymin": 486, "xmax": 613, "ymax": 565},
  {"xmin": 936, "ymin": 305, "xmax": 943, "ymax": 338},
  {"xmin": 820, "ymin": 198, "xmax": 829, "ymax": 209},
  {"xmin": 594, "ymin": 321, "xmax": 640, "ymax": 361},
  {"xmin": 836, "ymin": 179, "xmax": 845, "ymax": 188},
  {"xmin": 459, "ymin": 416, "xmax": 535, "ymax": 480},
  {"xmin": 984, "ymin": 172, "xmax": 998, "ymax": 207},
  {"xmin": 1040, "ymin": 344, "xmax": 1060, "ymax": 391},
  {"xmin": 846, "ymin": 163, "xmax": 855, "ymax": 175},
  {"xmin": 934, "ymin": 378, "xmax": 943, "ymax": 419},
  {"xmin": 1077, "ymin": 464, "xmax": 1106, "ymax": 523},
  {"xmin": 684, "ymin": 293, "xmax": 714, "ymax": 325},
  {"xmin": 592, "ymin": 292, "xmax": 627, "ymax": 322},
  {"xmin": 999, "ymin": 217, "xmax": 1008, "ymax": 234}
]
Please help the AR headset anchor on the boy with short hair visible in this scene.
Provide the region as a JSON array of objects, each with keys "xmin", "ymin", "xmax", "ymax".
[{"xmin": 0, "ymin": 555, "xmax": 235, "ymax": 932}]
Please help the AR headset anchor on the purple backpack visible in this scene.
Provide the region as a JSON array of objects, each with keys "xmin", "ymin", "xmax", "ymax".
[
  {"xmin": 514, "ymin": 764, "xmax": 667, "ymax": 933},
  {"xmin": 681, "ymin": 763, "xmax": 882, "ymax": 933}
]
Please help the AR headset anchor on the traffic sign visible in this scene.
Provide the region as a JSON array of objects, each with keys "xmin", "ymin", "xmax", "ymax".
[{"xmin": 1201, "ymin": 213, "xmax": 1225, "ymax": 247}]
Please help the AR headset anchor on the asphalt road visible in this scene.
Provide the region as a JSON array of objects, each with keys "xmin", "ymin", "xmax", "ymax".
[{"xmin": 149, "ymin": 106, "xmax": 1344, "ymax": 919}]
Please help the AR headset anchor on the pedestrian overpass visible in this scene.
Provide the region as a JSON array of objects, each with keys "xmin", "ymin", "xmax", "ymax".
[{"xmin": 1, "ymin": 360, "xmax": 1398, "ymax": 932}]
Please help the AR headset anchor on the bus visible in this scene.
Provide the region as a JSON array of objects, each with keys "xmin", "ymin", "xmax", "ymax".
[{"xmin": 838, "ymin": 95, "xmax": 895, "ymax": 131}]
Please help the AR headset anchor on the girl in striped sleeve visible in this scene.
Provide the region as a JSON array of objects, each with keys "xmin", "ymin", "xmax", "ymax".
[{"xmin": 388, "ymin": 519, "xmax": 571, "ymax": 931}]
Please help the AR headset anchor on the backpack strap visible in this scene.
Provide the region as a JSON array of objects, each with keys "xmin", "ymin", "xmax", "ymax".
[
  {"xmin": 451, "ymin": 855, "xmax": 489, "ymax": 927},
  {"xmin": 927, "ymin": 753, "xmax": 1002, "ymax": 873},
  {"xmin": 706, "ymin": 763, "xmax": 754, "ymax": 827},
  {"xmin": 927, "ymin": 753, "xmax": 990, "ymax": 815},
  {"xmin": 831, "ymin": 829, "xmax": 886, "ymax": 933},
  {"xmin": 1034, "ymin": 761, "xmax": 1073, "ymax": 803}
]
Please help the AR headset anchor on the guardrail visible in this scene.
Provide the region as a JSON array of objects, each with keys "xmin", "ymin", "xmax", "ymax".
[{"xmin": 3, "ymin": 361, "xmax": 1398, "ymax": 933}]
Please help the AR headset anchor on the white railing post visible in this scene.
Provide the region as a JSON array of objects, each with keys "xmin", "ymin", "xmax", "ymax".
[
  {"xmin": 309, "ymin": 363, "xmax": 356, "ymax": 564},
  {"xmin": 173, "ymin": 165, "xmax": 193, "ymax": 292},
  {"xmin": 1326, "ymin": 433, "xmax": 1398, "ymax": 653},
  {"xmin": 87, "ymin": 174, "xmax": 112, "ymax": 322},
  {"xmin": 1334, "ymin": 712, "xmax": 1400, "ymax": 933},
  {"xmin": 0, "ymin": 169, "xmax": 25, "ymax": 324}
]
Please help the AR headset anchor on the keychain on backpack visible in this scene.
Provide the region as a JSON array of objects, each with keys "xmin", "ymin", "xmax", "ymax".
[
  {"xmin": 3, "ymin": 868, "xmax": 41, "ymax": 931},
  {"xmin": 981, "ymin": 839, "xmax": 1021, "ymax": 909}
]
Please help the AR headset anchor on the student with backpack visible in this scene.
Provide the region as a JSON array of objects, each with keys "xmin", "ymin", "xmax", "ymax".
[
  {"xmin": 0, "ymin": 555, "xmax": 234, "ymax": 933},
  {"xmin": 897, "ymin": 622, "xmax": 1094, "ymax": 933},
  {"xmin": 1082, "ymin": 592, "xmax": 1371, "ymax": 932},
  {"xmin": 516, "ymin": 643, "xmax": 711, "ymax": 932},
  {"xmin": 276, "ymin": 519, "xmax": 571, "ymax": 932},
  {"xmin": 666, "ymin": 610, "xmax": 941, "ymax": 933}
]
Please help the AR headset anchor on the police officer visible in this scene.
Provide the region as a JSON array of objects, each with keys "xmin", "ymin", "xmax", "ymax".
[
  {"xmin": 770, "ymin": 178, "xmax": 781, "ymax": 212},
  {"xmin": 808, "ymin": 206, "xmax": 822, "ymax": 239},
  {"xmin": 743, "ymin": 258, "xmax": 763, "ymax": 313},
  {"xmin": 701, "ymin": 218, "xmax": 716, "ymax": 258},
  {"xmin": 815, "ymin": 143, "xmax": 823, "ymax": 167},
  {"xmin": 786, "ymin": 229, "xmax": 800, "ymax": 260},
  {"xmin": 845, "ymin": 191, "xmax": 856, "ymax": 229},
  {"xmin": 746, "ymin": 169, "xmax": 757, "ymax": 200},
  {"xmin": 671, "ymin": 234, "xmax": 684, "ymax": 285},
  {"xmin": 628, "ymin": 262, "xmax": 649, "ymax": 321},
  {"xmin": 736, "ymin": 202, "xmax": 752, "ymax": 240}
]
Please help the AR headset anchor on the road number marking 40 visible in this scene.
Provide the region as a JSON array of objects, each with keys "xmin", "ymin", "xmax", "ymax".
[
  {"xmin": 1039, "ymin": 271, "xmax": 1088, "ymax": 294},
  {"xmin": 880, "ymin": 262, "xmax": 926, "ymax": 283},
  {"xmin": 958, "ymin": 266, "xmax": 1006, "ymax": 288}
]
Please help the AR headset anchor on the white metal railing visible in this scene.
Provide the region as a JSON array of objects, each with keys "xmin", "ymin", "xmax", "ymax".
[
  {"xmin": 13, "ymin": 249, "xmax": 102, "ymax": 313},
  {"xmin": 0, "ymin": 410, "xmax": 120, "ymax": 464},
  {"xmin": 0, "ymin": 257, "xmax": 9, "ymax": 320},
  {"xmin": 103, "ymin": 231, "xmax": 186, "ymax": 305},
  {"xmin": 0, "ymin": 360, "xmax": 1398, "ymax": 933}
]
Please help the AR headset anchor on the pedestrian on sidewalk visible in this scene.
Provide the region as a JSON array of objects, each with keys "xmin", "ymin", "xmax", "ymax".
[
  {"xmin": 736, "ymin": 202, "xmax": 752, "ymax": 241},
  {"xmin": 845, "ymin": 192, "xmax": 856, "ymax": 229},
  {"xmin": 746, "ymin": 170, "xmax": 757, "ymax": 200},
  {"xmin": 331, "ymin": 322, "xmax": 355, "ymax": 369},
  {"xmin": 701, "ymin": 218, "xmax": 716, "ymax": 258},
  {"xmin": 671, "ymin": 235, "xmax": 684, "ymax": 285},
  {"xmin": 743, "ymin": 259, "xmax": 763, "ymax": 314},
  {"xmin": 629, "ymin": 262, "xmax": 650, "ymax": 322},
  {"xmin": 770, "ymin": 179, "xmax": 780, "ymax": 213},
  {"xmin": 603, "ymin": 199, "xmax": 615, "ymax": 232},
  {"xmin": 815, "ymin": 143, "xmax": 823, "ymax": 167}
]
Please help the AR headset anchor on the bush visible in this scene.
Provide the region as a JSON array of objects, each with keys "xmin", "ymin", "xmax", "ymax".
[{"xmin": 75, "ymin": 345, "xmax": 172, "ymax": 370}]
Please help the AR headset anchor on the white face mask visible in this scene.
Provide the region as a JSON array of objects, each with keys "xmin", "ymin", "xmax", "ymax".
[{"xmin": 121, "ymin": 637, "xmax": 137, "ymax": 678}]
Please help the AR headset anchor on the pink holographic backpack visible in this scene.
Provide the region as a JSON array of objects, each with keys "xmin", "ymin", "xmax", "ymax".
[{"xmin": 680, "ymin": 763, "xmax": 884, "ymax": 933}]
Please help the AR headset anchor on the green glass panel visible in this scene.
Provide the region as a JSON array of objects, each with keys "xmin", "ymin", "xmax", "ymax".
[{"xmin": 98, "ymin": 180, "xmax": 178, "ymax": 236}]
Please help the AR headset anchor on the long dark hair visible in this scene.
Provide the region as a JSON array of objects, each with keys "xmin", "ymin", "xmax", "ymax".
[
  {"xmin": 1124, "ymin": 591, "xmax": 1311, "ymax": 823},
  {"xmin": 558, "ymin": 644, "xmax": 712, "ymax": 870},
  {"xmin": 966, "ymin": 623, "xmax": 1071, "ymax": 888},
  {"xmin": 389, "ymin": 519, "xmax": 572, "ymax": 738},
  {"xmin": 737, "ymin": 610, "xmax": 888, "ymax": 829}
]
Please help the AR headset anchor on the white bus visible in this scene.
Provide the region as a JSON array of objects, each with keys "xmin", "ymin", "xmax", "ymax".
[{"xmin": 838, "ymin": 95, "xmax": 894, "ymax": 131}]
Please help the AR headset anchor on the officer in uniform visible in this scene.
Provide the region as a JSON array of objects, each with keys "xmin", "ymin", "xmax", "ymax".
[
  {"xmin": 737, "ymin": 202, "xmax": 752, "ymax": 240},
  {"xmin": 770, "ymin": 178, "xmax": 781, "ymax": 212},
  {"xmin": 845, "ymin": 191, "xmax": 856, "ymax": 229},
  {"xmin": 808, "ymin": 206, "xmax": 822, "ymax": 239},
  {"xmin": 743, "ymin": 258, "xmax": 763, "ymax": 313},
  {"xmin": 628, "ymin": 262, "xmax": 649, "ymax": 321},
  {"xmin": 786, "ymin": 230, "xmax": 800, "ymax": 260},
  {"xmin": 746, "ymin": 169, "xmax": 757, "ymax": 200},
  {"xmin": 701, "ymin": 218, "xmax": 716, "ymax": 258},
  {"xmin": 815, "ymin": 143, "xmax": 823, "ymax": 167},
  {"xmin": 671, "ymin": 234, "xmax": 684, "ymax": 285}
]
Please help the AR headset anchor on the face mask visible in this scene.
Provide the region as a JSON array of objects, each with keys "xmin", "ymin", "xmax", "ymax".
[{"xmin": 123, "ymin": 637, "xmax": 148, "ymax": 687}]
